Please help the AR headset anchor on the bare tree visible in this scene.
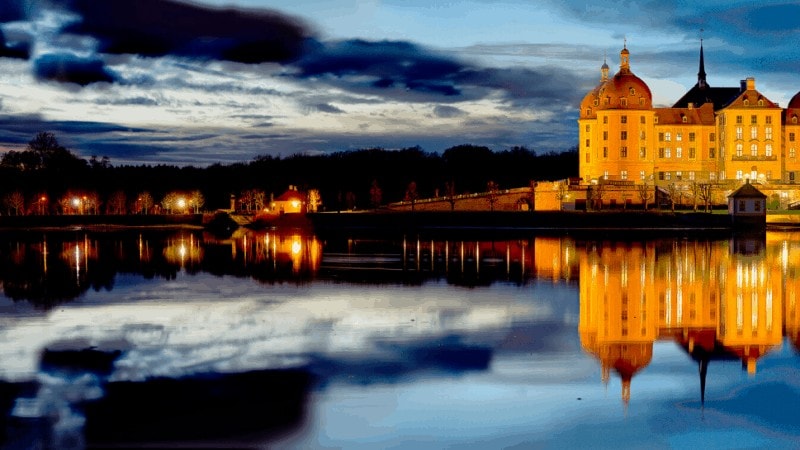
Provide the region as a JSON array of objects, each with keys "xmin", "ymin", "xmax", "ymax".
[
  {"xmin": 190, "ymin": 190, "xmax": 205, "ymax": 213},
  {"xmin": 556, "ymin": 181, "xmax": 567, "ymax": 211},
  {"xmin": 698, "ymin": 183, "xmax": 713, "ymax": 212},
  {"xmin": 666, "ymin": 183, "xmax": 679, "ymax": 212},
  {"xmin": 690, "ymin": 182, "xmax": 700, "ymax": 211},
  {"xmin": 106, "ymin": 190, "xmax": 127, "ymax": 214},
  {"xmin": 445, "ymin": 181, "xmax": 457, "ymax": 211},
  {"xmin": 404, "ymin": 181, "xmax": 418, "ymax": 211},
  {"xmin": 307, "ymin": 189, "xmax": 321, "ymax": 212},
  {"xmin": 637, "ymin": 183, "xmax": 653, "ymax": 210},
  {"xmin": 369, "ymin": 180, "xmax": 382, "ymax": 209},
  {"xmin": 161, "ymin": 192, "xmax": 182, "ymax": 214},
  {"xmin": 589, "ymin": 183, "xmax": 605, "ymax": 210},
  {"xmin": 3, "ymin": 191, "xmax": 24, "ymax": 216},
  {"xmin": 486, "ymin": 180, "xmax": 499, "ymax": 211},
  {"xmin": 136, "ymin": 192, "xmax": 154, "ymax": 214},
  {"xmin": 345, "ymin": 191, "xmax": 357, "ymax": 210}
]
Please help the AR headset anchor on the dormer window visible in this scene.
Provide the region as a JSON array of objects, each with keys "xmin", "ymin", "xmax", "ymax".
[
  {"xmin": 639, "ymin": 98, "xmax": 645, "ymax": 106},
  {"xmin": 681, "ymin": 115, "xmax": 687, "ymax": 123},
  {"xmin": 793, "ymin": 115, "xmax": 798, "ymax": 124},
  {"xmin": 629, "ymin": 87, "xmax": 635, "ymax": 95},
  {"xmin": 586, "ymin": 108, "xmax": 592, "ymax": 116},
  {"xmin": 654, "ymin": 116, "xmax": 659, "ymax": 124},
  {"xmin": 620, "ymin": 98, "xmax": 627, "ymax": 106},
  {"xmin": 593, "ymin": 99, "xmax": 599, "ymax": 106},
  {"xmin": 758, "ymin": 99, "xmax": 764, "ymax": 106},
  {"xmin": 743, "ymin": 99, "xmax": 749, "ymax": 106}
]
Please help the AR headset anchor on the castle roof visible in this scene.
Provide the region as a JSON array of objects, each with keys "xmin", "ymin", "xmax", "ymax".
[{"xmin": 654, "ymin": 103, "xmax": 715, "ymax": 125}]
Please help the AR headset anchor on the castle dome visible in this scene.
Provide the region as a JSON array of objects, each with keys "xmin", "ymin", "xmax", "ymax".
[
  {"xmin": 580, "ymin": 46, "xmax": 652, "ymax": 117},
  {"xmin": 788, "ymin": 91, "xmax": 800, "ymax": 110}
]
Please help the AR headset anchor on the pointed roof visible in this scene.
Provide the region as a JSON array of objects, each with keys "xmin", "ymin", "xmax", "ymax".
[
  {"xmin": 728, "ymin": 181, "xmax": 767, "ymax": 199},
  {"xmin": 275, "ymin": 188, "xmax": 305, "ymax": 202},
  {"xmin": 672, "ymin": 40, "xmax": 740, "ymax": 110}
]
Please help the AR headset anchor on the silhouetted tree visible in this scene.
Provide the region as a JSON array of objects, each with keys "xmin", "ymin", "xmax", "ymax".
[
  {"xmin": 369, "ymin": 179, "xmax": 382, "ymax": 209},
  {"xmin": 404, "ymin": 181, "xmax": 419, "ymax": 211}
]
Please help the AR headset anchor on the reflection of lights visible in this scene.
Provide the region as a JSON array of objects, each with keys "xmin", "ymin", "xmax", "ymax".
[
  {"xmin": 74, "ymin": 244, "xmax": 81, "ymax": 281},
  {"xmin": 72, "ymin": 198, "xmax": 80, "ymax": 207},
  {"xmin": 179, "ymin": 244, "xmax": 187, "ymax": 261},
  {"xmin": 291, "ymin": 240, "xmax": 302, "ymax": 255},
  {"xmin": 177, "ymin": 198, "xmax": 186, "ymax": 209}
]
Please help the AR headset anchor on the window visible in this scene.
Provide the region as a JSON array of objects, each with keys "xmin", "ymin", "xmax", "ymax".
[
  {"xmin": 620, "ymin": 170, "xmax": 628, "ymax": 180},
  {"xmin": 766, "ymin": 116, "xmax": 772, "ymax": 124},
  {"xmin": 791, "ymin": 148, "xmax": 796, "ymax": 159},
  {"xmin": 720, "ymin": 171, "xmax": 726, "ymax": 180},
  {"xmin": 640, "ymin": 131, "xmax": 646, "ymax": 140},
  {"xmin": 676, "ymin": 171, "xmax": 683, "ymax": 180},
  {"xmin": 758, "ymin": 99, "xmax": 764, "ymax": 106},
  {"xmin": 654, "ymin": 116, "xmax": 659, "ymax": 124},
  {"xmin": 736, "ymin": 170, "xmax": 743, "ymax": 180},
  {"xmin": 603, "ymin": 171, "xmax": 609, "ymax": 180},
  {"xmin": 586, "ymin": 109, "xmax": 592, "ymax": 116},
  {"xmin": 744, "ymin": 99, "xmax": 749, "ymax": 106},
  {"xmin": 689, "ymin": 171, "xmax": 696, "ymax": 181},
  {"xmin": 754, "ymin": 200, "xmax": 761, "ymax": 211},
  {"xmin": 766, "ymin": 171, "xmax": 772, "ymax": 180},
  {"xmin": 639, "ymin": 98, "xmax": 645, "ymax": 106},
  {"xmin": 794, "ymin": 116, "xmax": 798, "ymax": 124},
  {"xmin": 640, "ymin": 170, "xmax": 646, "ymax": 180},
  {"xmin": 736, "ymin": 127, "xmax": 743, "ymax": 139},
  {"xmin": 765, "ymin": 127, "xmax": 772, "ymax": 140},
  {"xmin": 766, "ymin": 143, "xmax": 773, "ymax": 157},
  {"xmin": 621, "ymin": 131, "xmax": 628, "ymax": 140},
  {"xmin": 640, "ymin": 116, "xmax": 645, "ymax": 124},
  {"xmin": 665, "ymin": 172, "xmax": 672, "ymax": 180},
  {"xmin": 689, "ymin": 147, "xmax": 696, "ymax": 159},
  {"xmin": 603, "ymin": 116, "xmax": 608, "ymax": 124},
  {"xmin": 736, "ymin": 115, "xmax": 743, "ymax": 124},
  {"xmin": 751, "ymin": 143, "xmax": 758, "ymax": 156},
  {"xmin": 676, "ymin": 132, "xmax": 682, "ymax": 142},
  {"xmin": 658, "ymin": 147, "xmax": 665, "ymax": 158},
  {"xmin": 751, "ymin": 115, "xmax": 757, "ymax": 124},
  {"xmin": 585, "ymin": 153, "xmax": 590, "ymax": 163},
  {"xmin": 751, "ymin": 127, "xmax": 758, "ymax": 139},
  {"xmin": 620, "ymin": 98, "xmax": 627, "ymax": 106},
  {"xmin": 603, "ymin": 147, "xmax": 608, "ymax": 158},
  {"xmin": 709, "ymin": 148, "xmax": 716, "ymax": 159},
  {"xmin": 639, "ymin": 147, "xmax": 646, "ymax": 158},
  {"xmin": 585, "ymin": 139, "xmax": 590, "ymax": 147},
  {"xmin": 665, "ymin": 132, "xmax": 671, "ymax": 142},
  {"xmin": 658, "ymin": 132, "xmax": 664, "ymax": 142},
  {"xmin": 689, "ymin": 132, "xmax": 696, "ymax": 142},
  {"xmin": 620, "ymin": 146, "xmax": 628, "ymax": 158},
  {"xmin": 629, "ymin": 87, "xmax": 635, "ymax": 95},
  {"xmin": 736, "ymin": 143, "xmax": 743, "ymax": 157},
  {"xmin": 710, "ymin": 133, "xmax": 715, "ymax": 142},
  {"xmin": 603, "ymin": 131, "xmax": 608, "ymax": 140},
  {"xmin": 739, "ymin": 200, "xmax": 746, "ymax": 211},
  {"xmin": 751, "ymin": 170, "xmax": 757, "ymax": 180},
  {"xmin": 658, "ymin": 172, "xmax": 665, "ymax": 181},
  {"xmin": 682, "ymin": 116, "xmax": 688, "ymax": 123},
  {"xmin": 676, "ymin": 147, "xmax": 682, "ymax": 158},
  {"xmin": 585, "ymin": 125, "xmax": 590, "ymax": 132},
  {"xmin": 665, "ymin": 147, "xmax": 671, "ymax": 158},
  {"xmin": 791, "ymin": 172, "xmax": 796, "ymax": 182},
  {"xmin": 710, "ymin": 172, "xmax": 717, "ymax": 181},
  {"xmin": 790, "ymin": 132, "xmax": 796, "ymax": 142},
  {"xmin": 621, "ymin": 115, "xmax": 628, "ymax": 124},
  {"xmin": 594, "ymin": 99, "xmax": 599, "ymax": 106}
]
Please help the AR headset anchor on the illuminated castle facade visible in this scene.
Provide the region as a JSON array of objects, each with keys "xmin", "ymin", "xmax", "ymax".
[{"xmin": 578, "ymin": 42, "xmax": 800, "ymax": 187}]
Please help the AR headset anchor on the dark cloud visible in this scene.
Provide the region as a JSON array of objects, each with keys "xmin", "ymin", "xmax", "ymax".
[
  {"xmin": 59, "ymin": 0, "xmax": 312, "ymax": 64},
  {"xmin": 309, "ymin": 103, "xmax": 345, "ymax": 114},
  {"xmin": 0, "ymin": 28, "xmax": 30, "ymax": 60},
  {"xmin": 433, "ymin": 105, "xmax": 466, "ymax": 118},
  {"xmin": 34, "ymin": 53, "xmax": 119, "ymax": 85},
  {"xmin": 294, "ymin": 39, "xmax": 464, "ymax": 97},
  {"xmin": 0, "ymin": 0, "xmax": 30, "ymax": 22}
]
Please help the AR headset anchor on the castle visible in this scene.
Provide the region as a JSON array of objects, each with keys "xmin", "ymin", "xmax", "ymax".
[{"xmin": 578, "ymin": 42, "xmax": 800, "ymax": 206}]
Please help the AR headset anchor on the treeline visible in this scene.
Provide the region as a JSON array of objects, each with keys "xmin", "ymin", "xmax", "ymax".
[{"xmin": 0, "ymin": 133, "xmax": 577, "ymax": 213}]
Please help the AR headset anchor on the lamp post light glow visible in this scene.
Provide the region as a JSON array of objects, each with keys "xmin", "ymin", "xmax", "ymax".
[{"xmin": 177, "ymin": 198, "xmax": 186, "ymax": 213}]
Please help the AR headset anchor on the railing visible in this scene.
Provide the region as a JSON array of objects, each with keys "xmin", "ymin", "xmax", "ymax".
[{"xmin": 730, "ymin": 155, "xmax": 778, "ymax": 161}]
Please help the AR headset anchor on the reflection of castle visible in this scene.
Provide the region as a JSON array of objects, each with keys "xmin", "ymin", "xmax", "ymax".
[{"xmin": 579, "ymin": 235, "xmax": 794, "ymax": 404}]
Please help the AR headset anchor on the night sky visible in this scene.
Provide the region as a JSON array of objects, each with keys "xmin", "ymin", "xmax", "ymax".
[{"xmin": 1, "ymin": 0, "xmax": 799, "ymax": 166}]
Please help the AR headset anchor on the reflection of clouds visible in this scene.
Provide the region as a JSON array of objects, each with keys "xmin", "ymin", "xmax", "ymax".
[{"xmin": 0, "ymin": 275, "xmax": 550, "ymax": 382}]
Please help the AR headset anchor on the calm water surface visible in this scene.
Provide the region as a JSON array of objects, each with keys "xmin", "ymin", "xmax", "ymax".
[{"xmin": 1, "ymin": 228, "xmax": 799, "ymax": 448}]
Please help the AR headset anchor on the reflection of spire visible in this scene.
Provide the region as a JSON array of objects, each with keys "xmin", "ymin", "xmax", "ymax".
[{"xmin": 699, "ymin": 357, "xmax": 708, "ymax": 407}]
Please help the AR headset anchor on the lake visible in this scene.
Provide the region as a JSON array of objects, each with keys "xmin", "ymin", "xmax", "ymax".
[{"xmin": 1, "ymin": 228, "xmax": 799, "ymax": 449}]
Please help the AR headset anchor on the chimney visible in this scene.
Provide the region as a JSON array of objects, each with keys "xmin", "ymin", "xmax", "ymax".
[
  {"xmin": 688, "ymin": 102, "xmax": 694, "ymax": 109},
  {"xmin": 741, "ymin": 77, "xmax": 755, "ymax": 91}
]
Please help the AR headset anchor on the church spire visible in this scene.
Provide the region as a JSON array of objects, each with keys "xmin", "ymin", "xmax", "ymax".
[{"xmin": 698, "ymin": 32, "xmax": 707, "ymax": 89}]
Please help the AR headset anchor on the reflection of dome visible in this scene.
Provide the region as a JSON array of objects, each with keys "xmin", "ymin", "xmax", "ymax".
[{"xmin": 598, "ymin": 342, "xmax": 653, "ymax": 404}]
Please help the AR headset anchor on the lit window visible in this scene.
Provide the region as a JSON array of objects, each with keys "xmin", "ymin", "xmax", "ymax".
[
  {"xmin": 676, "ymin": 132, "xmax": 682, "ymax": 141},
  {"xmin": 689, "ymin": 171, "xmax": 696, "ymax": 181},
  {"xmin": 710, "ymin": 172, "xmax": 717, "ymax": 181},
  {"xmin": 736, "ymin": 170, "xmax": 743, "ymax": 180},
  {"xmin": 620, "ymin": 146, "xmax": 628, "ymax": 158},
  {"xmin": 603, "ymin": 171, "xmax": 609, "ymax": 179},
  {"xmin": 736, "ymin": 143, "xmax": 743, "ymax": 157},
  {"xmin": 765, "ymin": 127, "xmax": 772, "ymax": 140},
  {"xmin": 665, "ymin": 132, "xmax": 671, "ymax": 141},
  {"xmin": 766, "ymin": 143, "xmax": 772, "ymax": 157},
  {"xmin": 751, "ymin": 127, "xmax": 758, "ymax": 139},
  {"xmin": 621, "ymin": 170, "xmax": 628, "ymax": 180},
  {"xmin": 676, "ymin": 171, "xmax": 683, "ymax": 180},
  {"xmin": 676, "ymin": 147, "xmax": 682, "ymax": 158},
  {"xmin": 639, "ymin": 147, "xmax": 646, "ymax": 158},
  {"xmin": 791, "ymin": 148, "xmax": 796, "ymax": 159},
  {"xmin": 640, "ymin": 170, "xmax": 646, "ymax": 180},
  {"xmin": 665, "ymin": 147, "xmax": 671, "ymax": 158},
  {"xmin": 665, "ymin": 172, "xmax": 671, "ymax": 180},
  {"xmin": 751, "ymin": 143, "xmax": 758, "ymax": 156},
  {"xmin": 736, "ymin": 127, "xmax": 743, "ymax": 139}
]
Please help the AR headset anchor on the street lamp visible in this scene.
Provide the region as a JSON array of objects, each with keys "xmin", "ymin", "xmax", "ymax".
[
  {"xmin": 72, "ymin": 197, "xmax": 81, "ymax": 215},
  {"xmin": 177, "ymin": 198, "xmax": 186, "ymax": 213}
]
